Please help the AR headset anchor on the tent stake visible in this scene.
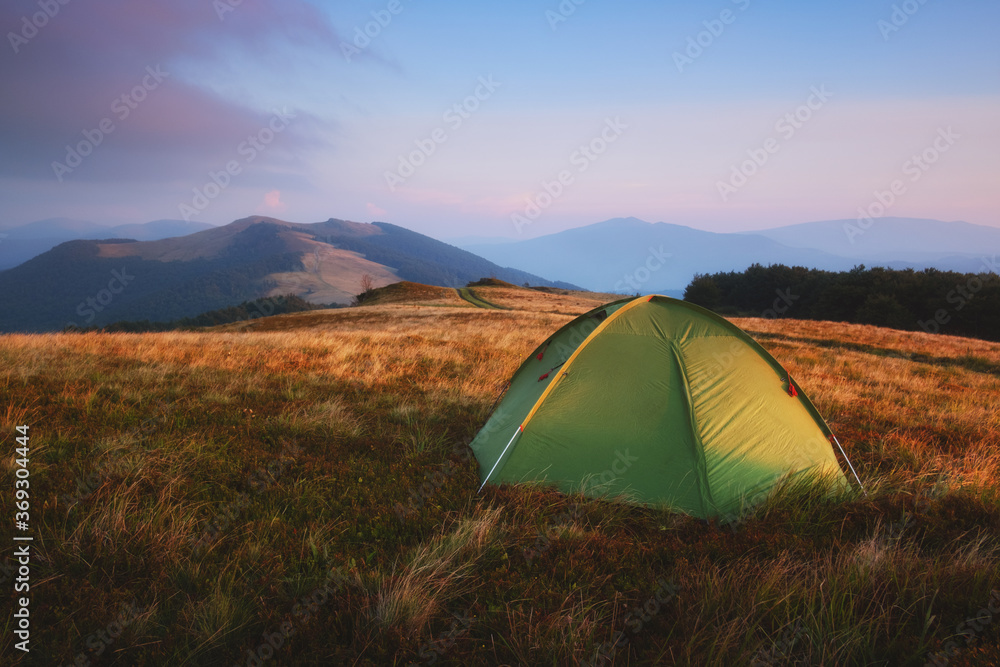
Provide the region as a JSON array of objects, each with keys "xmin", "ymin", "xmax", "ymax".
[
  {"xmin": 832, "ymin": 434, "xmax": 866, "ymax": 497},
  {"xmin": 479, "ymin": 425, "xmax": 523, "ymax": 493}
]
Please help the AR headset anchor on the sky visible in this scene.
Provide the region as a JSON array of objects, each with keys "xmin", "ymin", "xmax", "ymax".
[{"xmin": 1, "ymin": 0, "xmax": 997, "ymax": 241}]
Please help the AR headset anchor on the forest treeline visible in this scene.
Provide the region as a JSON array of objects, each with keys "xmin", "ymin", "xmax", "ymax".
[{"xmin": 683, "ymin": 263, "xmax": 1000, "ymax": 342}]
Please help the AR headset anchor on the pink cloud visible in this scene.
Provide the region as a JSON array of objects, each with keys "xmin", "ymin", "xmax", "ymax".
[{"xmin": 260, "ymin": 189, "xmax": 286, "ymax": 213}]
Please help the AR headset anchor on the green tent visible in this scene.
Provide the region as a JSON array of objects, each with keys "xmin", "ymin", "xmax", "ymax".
[{"xmin": 470, "ymin": 295, "xmax": 860, "ymax": 518}]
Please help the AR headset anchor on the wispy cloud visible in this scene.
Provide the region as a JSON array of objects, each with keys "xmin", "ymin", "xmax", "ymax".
[{"xmin": 0, "ymin": 0, "xmax": 338, "ymax": 184}]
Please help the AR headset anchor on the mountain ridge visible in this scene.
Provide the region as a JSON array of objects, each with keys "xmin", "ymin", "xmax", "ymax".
[
  {"xmin": 0, "ymin": 218, "xmax": 218, "ymax": 270},
  {"xmin": 461, "ymin": 216, "xmax": 1000, "ymax": 293},
  {"xmin": 749, "ymin": 217, "xmax": 1000, "ymax": 260},
  {"xmin": 0, "ymin": 216, "xmax": 575, "ymax": 332}
]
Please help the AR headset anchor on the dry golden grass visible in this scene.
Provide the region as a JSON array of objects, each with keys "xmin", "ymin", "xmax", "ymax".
[
  {"xmin": 357, "ymin": 281, "xmax": 471, "ymax": 308},
  {"xmin": 469, "ymin": 285, "xmax": 623, "ymax": 314},
  {"xmin": 371, "ymin": 506, "xmax": 503, "ymax": 636},
  {"xmin": 2, "ymin": 303, "xmax": 999, "ymax": 665},
  {"xmin": 738, "ymin": 316, "xmax": 1000, "ymax": 366}
]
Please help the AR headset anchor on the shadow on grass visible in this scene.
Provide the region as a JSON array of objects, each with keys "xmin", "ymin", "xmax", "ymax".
[{"xmin": 747, "ymin": 330, "xmax": 1000, "ymax": 378}]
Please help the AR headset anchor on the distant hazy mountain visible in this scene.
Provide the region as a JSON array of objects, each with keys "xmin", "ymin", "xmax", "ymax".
[
  {"xmin": 99, "ymin": 219, "xmax": 218, "ymax": 241},
  {"xmin": 442, "ymin": 235, "xmax": 515, "ymax": 247},
  {"xmin": 3, "ymin": 217, "xmax": 109, "ymax": 239},
  {"xmin": 462, "ymin": 217, "xmax": 858, "ymax": 294},
  {"xmin": 0, "ymin": 216, "xmax": 573, "ymax": 332},
  {"xmin": 461, "ymin": 217, "xmax": 1000, "ymax": 293},
  {"xmin": 0, "ymin": 218, "xmax": 217, "ymax": 270},
  {"xmin": 751, "ymin": 217, "xmax": 1000, "ymax": 263}
]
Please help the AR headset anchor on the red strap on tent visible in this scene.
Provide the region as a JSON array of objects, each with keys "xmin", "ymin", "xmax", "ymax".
[
  {"xmin": 786, "ymin": 377, "xmax": 798, "ymax": 397},
  {"xmin": 536, "ymin": 341, "xmax": 550, "ymax": 361},
  {"xmin": 537, "ymin": 361, "xmax": 565, "ymax": 382}
]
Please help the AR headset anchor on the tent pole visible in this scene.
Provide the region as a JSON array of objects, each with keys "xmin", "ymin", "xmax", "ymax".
[
  {"xmin": 479, "ymin": 425, "xmax": 523, "ymax": 493},
  {"xmin": 832, "ymin": 434, "xmax": 866, "ymax": 497}
]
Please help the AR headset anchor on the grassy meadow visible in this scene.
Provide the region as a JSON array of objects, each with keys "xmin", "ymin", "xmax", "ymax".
[{"xmin": 2, "ymin": 289, "xmax": 1000, "ymax": 665}]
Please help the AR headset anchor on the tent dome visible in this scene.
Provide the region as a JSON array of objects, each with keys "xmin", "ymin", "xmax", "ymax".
[{"xmin": 470, "ymin": 295, "xmax": 851, "ymax": 518}]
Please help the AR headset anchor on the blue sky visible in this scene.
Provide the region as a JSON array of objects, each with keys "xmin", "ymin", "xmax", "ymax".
[{"xmin": 1, "ymin": 0, "xmax": 997, "ymax": 240}]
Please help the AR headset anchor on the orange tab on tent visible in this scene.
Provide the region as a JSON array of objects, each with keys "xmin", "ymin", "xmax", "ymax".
[
  {"xmin": 537, "ymin": 361, "xmax": 565, "ymax": 382},
  {"xmin": 787, "ymin": 377, "xmax": 798, "ymax": 397}
]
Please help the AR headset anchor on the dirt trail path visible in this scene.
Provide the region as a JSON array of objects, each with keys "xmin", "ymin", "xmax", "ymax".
[{"xmin": 456, "ymin": 288, "xmax": 505, "ymax": 309}]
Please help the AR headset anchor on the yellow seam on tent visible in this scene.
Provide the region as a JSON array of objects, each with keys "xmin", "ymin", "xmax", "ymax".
[
  {"xmin": 506, "ymin": 296, "xmax": 635, "ymax": 383},
  {"xmin": 520, "ymin": 295, "xmax": 652, "ymax": 431}
]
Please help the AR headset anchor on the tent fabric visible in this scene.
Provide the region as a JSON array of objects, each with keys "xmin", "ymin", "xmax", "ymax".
[{"xmin": 470, "ymin": 295, "xmax": 848, "ymax": 518}]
